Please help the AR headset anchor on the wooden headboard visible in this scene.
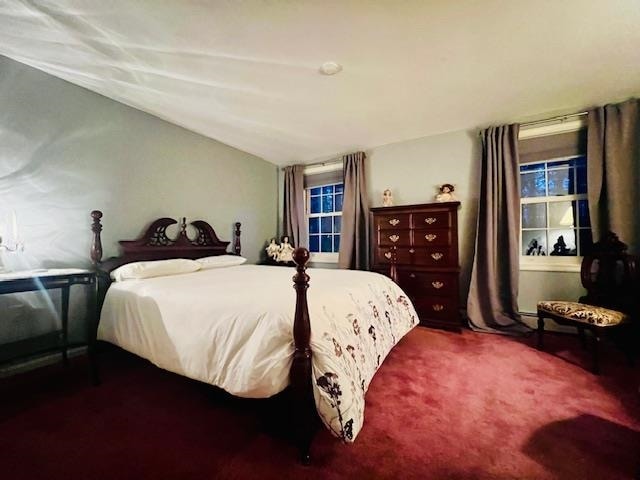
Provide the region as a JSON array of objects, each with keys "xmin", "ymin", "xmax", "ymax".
[{"xmin": 90, "ymin": 210, "xmax": 241, "ymax": 273}]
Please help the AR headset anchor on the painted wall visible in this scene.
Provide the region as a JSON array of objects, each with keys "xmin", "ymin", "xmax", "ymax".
[{"xmin": 0, "ymin": 56, "xmax": 278, "ymax": 349}]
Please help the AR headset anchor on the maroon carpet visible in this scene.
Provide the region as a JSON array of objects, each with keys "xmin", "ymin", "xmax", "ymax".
[{"xmin": 1, "ymin": 328, "xmax": 639, "ymax": 479}]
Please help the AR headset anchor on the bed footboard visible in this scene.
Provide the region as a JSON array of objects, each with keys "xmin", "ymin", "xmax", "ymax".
[{"xmin": 290, "ymin": 248, "xmax": 318, "ymax": 464}]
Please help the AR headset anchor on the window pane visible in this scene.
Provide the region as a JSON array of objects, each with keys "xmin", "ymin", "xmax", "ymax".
[
  {"xmin": 574, "ymin": 155, "xmax": 586, "ymax": 168},
  {"xmin": 321, "ymin": 234, "xmax": 332, "ymax": 252},
  {"xmin": 322, "ymin": 194, "xmax": 334, "ymax": 213},
  {"xmin": 321, "ymin": 185, "xmax": 334, "ymax": 195},
  {"xmin": 335, "ymin": 184, "xmax": 344, "ymax": 193},
  {"xmin": 548, "ymin": 229, "xmax": 577, "ymax": 256},
  {"xmin": 309, "ymin": 217, "xmax": 319, "ymax": 234},
  {"xmin": 578, "ymin": 229, "xmax": 593, "ymax": 256},
  {"xmin": 334, "ymin": 234, "xmax": 341, "ymax": 252},
  {"xmin": 310, "ymin": 196, "xmax": 321, "ymax": 214},
  {"xmin": 335, "ymin": 194, "xmax": 343, "ymax": 212},
  {"xmin": 576, "ymin": 165, "xmax": 587, "ymax": 194},
  {"xmin": 309, "ymin": 235, "xmax": 320, "ymax": 252},
  {"xmin": 520, "ymin": 163, "xmax": 544, "ymax": 172},
  {"xmin": 320, "ymin": 216, "xmax": 333, "ymax": 233},
  {"xmin": 333, "ymin": 216, "xmax": 341, "ymax": 233},
  {"xmin": 522, "ymin": 230, "xmax": 547, "ymax": 256},
  {"xmin": 548, "ymin": 159, "xmax": 572, "ymax": 168},
  {"xmin": 310, "ymin": 187, "xmax": 321, "ymax": 196},
  {"xmin": 547, "ymin": 168, "xmax": 573, "ymax": 195},
  {"xmin": 522, "ymin": 203, "xmax": 546, "ymax": 229},
  {"xmin": 521, "ymin": 171, "xmax": 546, "ymax": 197},
  {"xmin": 548, "ymin": 201, "xmax": 575, "ymax": 228},
  {"xmin": 578, "ymin": 200, "xmax": 590, "ymax": 227}
]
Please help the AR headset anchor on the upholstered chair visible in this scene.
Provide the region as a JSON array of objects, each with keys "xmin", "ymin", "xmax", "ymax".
[{"xmin": 536, "ymin": 232, "xmax": 638, "ymax": 374}]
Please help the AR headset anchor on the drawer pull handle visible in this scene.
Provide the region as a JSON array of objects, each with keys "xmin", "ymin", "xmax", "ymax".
[
  {"xmin": 409, "ymin": 273, "xmax": 416, "ymax": 278},
  {"xmin": 431, "ymin": 252, "xmax": 444, "ymax": 261},
  {"xmin": 432, "ymin": 304, "xmax": 445, "ymax": 312},
  {"xmin": 425, "ymin": 234, "xmax": 437, "ymax": 242},
  {"xmin": 388, "ymin": 218, "xmax": 400, "ymax": 226},
  {"xmin": 384, "ymin": 252, "xmax": 392, "ymax": 259},
  {"xmin": 432, "ymin": 281, "xmax": 444, "ymax": 289},
  {"xmin": 409, "ymin": 248, "xmax": 415, "ymax": 254},
  {"xmin": 425, "ymin": 217, "xmax": 437, "ymax": 224},
  {"xmin": 389, "ymin": 234, "xmax": 400, "ymax": 243}
]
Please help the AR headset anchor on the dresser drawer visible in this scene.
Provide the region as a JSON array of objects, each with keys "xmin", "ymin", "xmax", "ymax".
[
  {"xmin": 412, "ymin": 246, "xmax": 457, "ymax": 267},
  {"xmin": 398, "ymin": 271, "xmax": 458, "ymax": 297},
  {"xmin": 375, "ymin": 213, "xmax": 411, "ymax": 231},
  {"xmin": 378, "ymin": 229, "xmax": 411, "ymax": 247},
  {"xmin": 412, "ymin": 228, "xmax": 452, "ymax": 247},
  {"xmin": 374, "ymin": 247, "xmax": 413, "ymax": 265},
  {"xmin": 413, "ymin": 297, "xmax": 458, "ymax": 322},
  {"xmin": 411, "ymin": 211, "xmax": 452, "ymax": 229}
]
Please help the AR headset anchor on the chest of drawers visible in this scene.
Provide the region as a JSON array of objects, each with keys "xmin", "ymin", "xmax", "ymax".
[{"xmin": 370, "ymin": 202, "xmax": 461, "ymax": 331}]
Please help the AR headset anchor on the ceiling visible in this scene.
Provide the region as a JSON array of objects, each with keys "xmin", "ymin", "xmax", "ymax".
[{"xmin": 1, "ymin": 1, "xmax": 639, "ymax": 165}]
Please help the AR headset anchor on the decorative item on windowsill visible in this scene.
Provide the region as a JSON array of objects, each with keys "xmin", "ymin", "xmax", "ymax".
[
  {"xmin": 382, "ymin": 188, "xmax": 394, "ymax": 207},
  {"xmin": 435, "ymin": 183, "xmax": 457, "ymax": 202},
  {"xmin": 264, "ymin": 236, "xmax": 296, "ymax": 266}
]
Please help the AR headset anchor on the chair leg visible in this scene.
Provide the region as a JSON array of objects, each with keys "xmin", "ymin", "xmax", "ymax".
[
  {"xmin": 591, "ymin": 329, "xmax": 601, "ymax": 375},
  {"xmin": 537, "ymin": 315, "xmax": 545, "ymax": 350},
  {"xmin": 577, "ymin": 326, "xmax": 587, "ymax": 350}
]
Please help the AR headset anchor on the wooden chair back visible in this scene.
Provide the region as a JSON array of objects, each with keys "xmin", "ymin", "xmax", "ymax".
[{"xmin": 579, "ymin": 231, "xmax": 639, "ymax": 315}]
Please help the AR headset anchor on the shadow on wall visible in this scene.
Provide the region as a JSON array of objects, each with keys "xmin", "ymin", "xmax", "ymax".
[{"xmin": 522, "ymin": 414, "xmax": 640, "ymax": 478}]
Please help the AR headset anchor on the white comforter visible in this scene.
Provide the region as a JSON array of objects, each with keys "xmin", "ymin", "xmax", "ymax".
[{"xmin": 98, "ymin": 265, "xmax": 418, "ymax": 441}]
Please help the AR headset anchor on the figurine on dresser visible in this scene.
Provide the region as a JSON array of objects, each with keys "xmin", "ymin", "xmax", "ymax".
[
  {"xmin": 435, "ymin": 184, "xmax": 457, "ymax": 202},
  {"xmin": 382, "ymin": 188, "xmax": 394, "ymax": 207}
]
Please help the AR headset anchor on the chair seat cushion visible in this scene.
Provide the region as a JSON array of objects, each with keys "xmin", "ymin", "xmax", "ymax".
[{"xmin": 537, "ymin": 301, "xmax": 628, "ymax": 327}]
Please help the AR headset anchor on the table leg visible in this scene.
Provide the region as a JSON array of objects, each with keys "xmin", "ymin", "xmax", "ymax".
[
  {"xmin": 87, "ymin": 277, "xmax": 100, "ymax": 386},
  {"xmin": 61, "ymin": 285, "xmax": 70, "ymax": 367}
]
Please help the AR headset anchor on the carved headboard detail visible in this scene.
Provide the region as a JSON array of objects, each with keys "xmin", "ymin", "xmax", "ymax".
[{"xmin": 90, "ymin": 211, "xmax": 241, "ymax": 273}]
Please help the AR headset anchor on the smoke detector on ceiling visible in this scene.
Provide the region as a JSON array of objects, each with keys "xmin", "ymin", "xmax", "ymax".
[{"xmin": 319, "ymin": 62, "xmax": 343, "ymax": 76}]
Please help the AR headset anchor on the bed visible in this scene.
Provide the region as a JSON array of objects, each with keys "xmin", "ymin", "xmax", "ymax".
[{"xmin": 89, "ymin": 211, "xmax": 418, "ymax": 462}]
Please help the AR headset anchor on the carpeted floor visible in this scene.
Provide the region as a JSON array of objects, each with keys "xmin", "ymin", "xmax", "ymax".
[{"xmin": 1, "ymin": 328, "xmax": 639, "ymax": 480}]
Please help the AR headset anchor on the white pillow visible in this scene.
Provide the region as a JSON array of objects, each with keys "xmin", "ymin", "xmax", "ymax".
[
  {"xmin": 111, "ymin": 259, "xmax": 201, "ymax": 282},
  {"xmin": 197, "ymin": 255, "xmax": 247, "ymax": 269}
]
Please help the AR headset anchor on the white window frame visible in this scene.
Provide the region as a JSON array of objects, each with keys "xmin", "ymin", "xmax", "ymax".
[
  {"xmin": 304, "ymin": 167, "xmax": 343, "ymax": 263},
  {"xmin": 519, "ymin": 155, "xmax": 590, "ymax": 272}
]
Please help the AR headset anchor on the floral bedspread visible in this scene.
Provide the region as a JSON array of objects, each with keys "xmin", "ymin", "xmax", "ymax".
[{"xmin": 309, "ymin": 275, "xmax": 418, "ymax": 441}]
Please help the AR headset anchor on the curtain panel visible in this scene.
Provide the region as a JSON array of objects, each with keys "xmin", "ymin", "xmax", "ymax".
[
  {"xmin": 338, "ymin": 152, "xmax": 369, "ymax": 270},
  {"xmin": 587, "ymin": 98, "xmax": 640, "ymax": 254},
  {"xmin": 467, "ymin": 125, "xmax": 528, "ymax": 333},
  {"xmin": 283, "ymin": 164, "xmax": 307, "ymax": 248}
]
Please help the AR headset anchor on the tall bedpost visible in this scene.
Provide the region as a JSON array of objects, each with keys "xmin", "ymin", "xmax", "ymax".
[
  {"xmin": 90, "ymin": 210, "xmax": 103, "ymax": 266},
  {"xmin": 290, "ymin": 247, "xmax": 316, "ymax": 464},
  {"xmin": 234, "ymin": 222, "xmax": 242, "ymax": 255}
]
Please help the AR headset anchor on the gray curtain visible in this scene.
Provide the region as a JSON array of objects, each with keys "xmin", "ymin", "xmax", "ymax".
[
  {"xmin": 338, "ymin": 152, "xmax": 369, "ymax": 270},
  {"xmin": 283, "ymin": 164, "xmax": 307, "ymax": 248},
  {"xmin": 587, "ymin": 98, "xmax": 640, "ymax": 254},
  {"xmin": 467, "ymin": 125, "xmax": 528, "ymax": 333}
]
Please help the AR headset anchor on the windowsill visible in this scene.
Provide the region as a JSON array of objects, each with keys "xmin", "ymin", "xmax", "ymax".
[
  {"xmin": 520, "ymin": 261, "xmax": 581, "ymax": 273},
  {"xmin": 310, "ymin": 252, "xmax": 339, "ymax": 264}
]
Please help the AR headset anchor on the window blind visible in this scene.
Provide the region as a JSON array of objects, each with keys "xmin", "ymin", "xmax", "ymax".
[
  {"xmin": 303, "ymin": 168, "xmax": 343, "ymax": 188},
  {"xmin": 518, "ymin": 129, "xmax": 587, "ymax": 164}
]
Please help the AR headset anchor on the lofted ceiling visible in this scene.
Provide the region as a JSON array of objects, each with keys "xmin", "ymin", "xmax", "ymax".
[{"xmin": 1, "ymin": 1, "xmax": 639, "ymax": 165}]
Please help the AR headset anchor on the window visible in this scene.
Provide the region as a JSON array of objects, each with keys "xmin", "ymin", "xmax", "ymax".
[
  {"xmin": 307, "ymin": 183, "xmax": 343, "ymax": 261},
  {"xmin": 520, "ymin": 155, "xmax": 592, "ymax": 270}
]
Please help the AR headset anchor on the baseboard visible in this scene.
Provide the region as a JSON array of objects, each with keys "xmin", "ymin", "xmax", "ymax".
[{"xmin": 0, "ymin": 346, "xmax": 87, "ymax": 378}]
